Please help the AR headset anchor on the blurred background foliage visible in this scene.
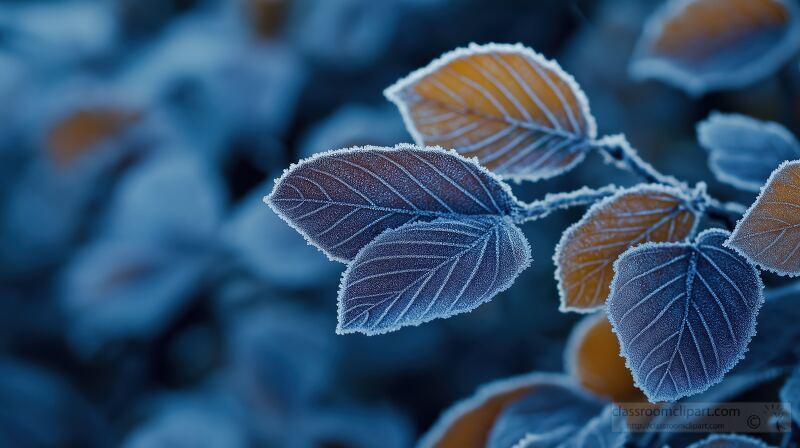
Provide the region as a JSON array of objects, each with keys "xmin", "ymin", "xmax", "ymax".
[{"xmin": 0, "ymin": 0, "xmax": 798, "ymax": 446}]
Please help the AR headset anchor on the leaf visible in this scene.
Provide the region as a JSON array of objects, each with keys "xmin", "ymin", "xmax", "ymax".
[
  {"xmin": 105, "ymin": 152, "xmax": 226, "ymax": 244},
  {"xmin": 226, "ymin": 305, "xmax": 337, "ymax": 412},
  {"xmin": 728, "ymin": 160, "xmax": 800, "ymax": 276},
  {"xmin": 556, "ymin": 185, "xmax": 700, "ymax": 313},
  {"xmin": 47, "ymin": 107, "xmax": 142, "ymax": 167},
  {"xmin": 265, "ymin": 144, "xmax": 520, "ymax": 262},
  {"xmin": 642, "ymin": 369, "xmax": 784, "ymax": 447},
  {"xmin": 291, "ymin": 405, "xmax": 413, "ymax": 448},
  {"xmin": 780, "ymin": 367, "xmax": 800, "ymax": 426},
  {"xmin": 417, "ymin": 373, "xmax": 593, "ymax": 448},
  {"xmin": 222, "ymin": 181, "xmax": 339, "ymax": 289},
  {"xmin": 486, "ymin": 380, "xmax": 606, "ymax": 448},
  {"xmin": 607, "ymin": 229, "xmax": 764, "ymax": 402},
  {"xmin": 734, "ymin": 287, "xmax": 800, "ymax": 372},
  {"xmin": 58, "ymin": 240, "xmax": 210, "ymax": 356},
  {"xmin": 686, "ymin": 434, "xmax": 775, "ymax": 448},
  {"xmin": 559, "ymin": 405, "xmax": 628, "ymax": 448},
  {"xmin": 630, "ymin": 0, "xmax": 800, "ymax": 95},
  {"xmin": 697, "ymin": 112, "xmax": 800, "ymax": 192},
  {"xmin": 123, "ymin": 393, "xmax": 247, "ymax": 448},
  {"xmin": 336, "ymin": 216, "xmax": 530, "ymax": 335},
  {"xmin": 0, "ymin": 360, "xmax": 111, "ymax": 447},
  {"xmin": 565, "ymin": 313, "xmax": 645, "ymax": 402},
  {"xmin": 385, "ymin": 43, "xmax": 596, "ymax": 181}
]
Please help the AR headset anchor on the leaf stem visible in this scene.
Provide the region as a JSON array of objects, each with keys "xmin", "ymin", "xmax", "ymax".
[
  {"xmin": 592, "ymin": 134, "xmax": 683, "ymax": 187},
  {"xmin": 592, "ymin": 134, "xmax": 746, "ymax": 230},
  {"xmin": 514, "ymin": 185, "xmax": 618, "ymax": 223},
  {"xmin": 703, "ymin": 197, "xmax": 746, "ymax": 230}
]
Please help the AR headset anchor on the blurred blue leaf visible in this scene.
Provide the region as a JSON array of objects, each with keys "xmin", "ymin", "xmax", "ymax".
[
  {"xmin": 266, "ymin": 144, "xmax": 521, "ymax": 262},
  {"xmin": 0, "ymin": 2, "xmax": 116, "ymax": 69},
  {"xmin": 0, "ymin": 359, "xmax": 110, "ymax": 448},
  {"xmin": 337, "ymin": 216, "xmax": 530, "ymax": 335},
  {"xmin": 288, "ymin": 0, "xmax": 400, "ymax": 70},
  {"xmin": 60, "ymin": 151, "xmax": 224, "ymax": 353},
  {"xmin": 640, "ymin": 368, "xmax": 784, "ymax": 447},
  {"xmin": 697, "ymin": 112, "xmax": 799, "ymax": 192},
  {"xmin": 225, "ymin": 305, "xmax": 337, "ymax": 417},
  {"xmin": 122, "ymin": 392, "xmax": 247, "ymax": 448},
  {"xmin": 59, "ymin": 240, "xmax": 211, "ymax": 355},
  {"xmin": 607, "ymin": 229, "xmax": 764, "ymax": 402},
  {"xmin": 298, "ymin": 104, "xmax": 408, "ymax": 160},
  {"xmin": 563, "ymin": 405, "xmax": 628, "ymax": 448},
  {"xmin": 103, "ymin": 151, "xmax": 225, "ymax": 244},
  {"xmin": 222, "ymin": 181, "xmax": 339, "ymax": 289},
  {"xmin": 630, "ymin": 0, "xmax": 800, "ymax": 95},
  {"xmin": 780, "ymin": 367, "xmax": 800, "ymax": 426},
  {"xmin": 486, "ymin": 379, "xmax": 606, "ymax": 448},
  {"xmin": 116, "ymin": 16, "xmax": 305, "ymax": 162},
  {"xmin": 287, "ymin": 404, "xmax": 413, "ymax": 448},
  {"xmin": 686, "ymin": 433, "xmax": 774, "ymax": 448},
  {"xmin": 734, "ymin": 284, "xmax": 800, "ymax": 373}
]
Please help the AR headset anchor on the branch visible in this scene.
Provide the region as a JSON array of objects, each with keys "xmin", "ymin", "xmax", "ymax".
[
  {"xmin": 703, "ymin": 197, "xmax": 746, "ymax": 230},
  {"xmin": 593, "ymin": 134, "xmax": 683, "ymax": 187},
  {"xmin": 514, "ymin": 185, "xmax": 618, "ymax": 223},
  {"xmin": 592, "ymin": 134, "xmax": 747, "ymax": 230}
]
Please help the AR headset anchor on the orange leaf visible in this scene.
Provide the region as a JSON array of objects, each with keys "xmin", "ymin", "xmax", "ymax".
[
  {"xmin": 631, "ymin": 0, "xmax": 800, "ymax": 95},
  {"xmin": 728, "ymin": 160, "xmax": 800, "ymax": 276},
  {"xmin": 417, "ymin": 373, "xmax": 581, "ymax": 448},
  {"xmin": 566, "ymin": 313, "xmax": 645, "ymax": 403},
  {"xmin": 244, "ymin": 0, "xmax": 290, "ymax": 39},
  {"xmin": 47, "ymin": 108, "xmax": 143, "ymax": 167},
  {"xmin": 386, "ymin": 43, "xmax": 596, "ymax": 181},
  {"xmin": 555, "ymin": 185, "xmax": 700, "ymax": 312}
]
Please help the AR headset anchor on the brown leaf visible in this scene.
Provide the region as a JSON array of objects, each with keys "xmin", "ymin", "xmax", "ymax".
[
  {"xmin": 728, "ymin": 160, "xmax": 800, "ymax": 276},
  {"xmin": 556, "ymin": 185, "xmax": 699, "ymax": 312},
  {"xmin": 386, "ymin": 43, "xmax": 596, "ymax": 181},
  {"xmin": 566, "ymin": 313, "xmax": 645, "ymax": 403}
]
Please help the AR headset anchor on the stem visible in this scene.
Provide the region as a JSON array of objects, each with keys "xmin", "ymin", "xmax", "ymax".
[
  {"xmin": 514, "ymin": 185, "xmax": 618, "ymax": 223},
  {"xmin": 592, "ymin": 134, "xmax": 747, "ymax": 230},
  {"xmin": 593, "ymin": 134, "xmax": 683, "ymax": 187},
  {"xmin": 704, "ymin": 197, "xmax": 746, "ymax": 230}
]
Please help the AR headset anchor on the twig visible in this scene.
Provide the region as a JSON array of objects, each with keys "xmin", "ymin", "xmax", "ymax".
[
  {"xmin": 592, "ymin": 134, "xmax": 747, "ymax": 229},
  {"xmin": 514, "ymin": 185, "xmax": 618, "ymax": 223}
]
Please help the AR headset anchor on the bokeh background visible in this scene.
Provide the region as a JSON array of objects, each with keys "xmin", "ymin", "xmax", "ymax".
[{"xmin": 1, "ymin": 0, "xmax": 798, "ymax": 446}]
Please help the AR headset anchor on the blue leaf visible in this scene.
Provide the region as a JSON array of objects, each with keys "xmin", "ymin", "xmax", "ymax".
[
  {"xmin": 686, "ymin": 434, "xmax": 774, "ymax": 448},
  {"xmin": 298, "ymin": 104, "xmax": 408, "ymax": 160},
  {"xmin": 697, "ymin": 113, "xmax": 800, "ymax": 192},
  {"xmin": 337, "ymin": 216, "xmax": 530, "ymax": 335},
  {"xmin": 485, "ymin": 378, "xmax": 610, "ymax": 448},
  {"xmin": 734, "ymin": 286, "xmax": 800, "ymax": 372},
  {"xmin": 122, "ymin": 392, "xmax": 247, "ymax": 448},
  {"xmin": 289, "ymin": 405, "xmax": 413, "ymax": 448},
  {"xmin": 222, "ymin": 181, "xmax": 339, "ymax": 289},
  {"xmin": 640, "ymin": 369, "xmax": 784, "ymax": 447},
  {"xmin": 225, "ymin": 305, "xmax": 337, "ymax": 414},
  {"xmin": 607, "ymin": 229, "xmax": 764, "ymax": 402},
  {"xmin": 417, "ymin": 373, "xmax": 589, "ymax": 448},
  {"xmin": 780, "ymin": 367, "xmax": 800, "ymax": 426},
  {"xmin": 561, "ymin": 405, "xmax": 628, "ymax": 448},
  {"xmin": 266, "ymin": 144, "xmax": 521, "ymax": 262},
  {"xmin": 104, "ymin": 152, "xmax": 226, "ymax": 244},
  {"xmin": 58, "ymin": 240, "xmax": 211, "ymax": 356},
  {"xmin": 0, "ymin": 359, "xmax": 111, "ymax": 448}
]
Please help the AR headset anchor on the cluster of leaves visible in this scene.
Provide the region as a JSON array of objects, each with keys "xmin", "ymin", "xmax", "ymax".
[{"xmin": 267, "ymin": 0, "xmax": 800, "ymax": 445}]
